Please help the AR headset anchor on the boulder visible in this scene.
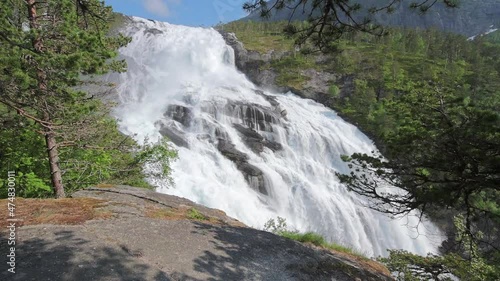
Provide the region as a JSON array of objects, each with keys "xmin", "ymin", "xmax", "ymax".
[
  {"xmin": 216, "ymin": 138, "xmax": 268, "ymax": 195},
  {"xmin": 217, "ymin": 139, "xmax": 249, "ymax": 163},
  {"xmin": 144, "ymin": 28, "xmax": 163, "ymax": 35},
  {"xmin": 240, "ymin": 164, "xmax": 268, "ymax": 195},
  {"xmin": 157, "ymin": 122, "xmax": 189, "ymax": 148},
  {"xmin": 165, "ymin": 105, "xmax": 192, "ymax": 127},
  {"xmin": 254, "ymin": 89, "xmax": 280, "ymax": 107},
  {"xmin": 233, "ymin": 124, "xmax": 283, "ymax": 154},
  {"xmin": 225, "ymin": 101, "xmax": 280, "ymax": 131}
]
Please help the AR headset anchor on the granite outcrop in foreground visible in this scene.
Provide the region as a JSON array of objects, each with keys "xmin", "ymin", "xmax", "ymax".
[{"xmin": 0, "ymin": 185, "xmax": 393, "ymax": 281}]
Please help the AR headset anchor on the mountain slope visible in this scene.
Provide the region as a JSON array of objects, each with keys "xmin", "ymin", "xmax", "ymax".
[{"xmin": 243, "ymin": 0, "xmax": 500, "ymax": 36}]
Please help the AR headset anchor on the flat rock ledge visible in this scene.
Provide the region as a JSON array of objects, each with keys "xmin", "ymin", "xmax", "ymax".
[{"xmin": 0, "ymin": 185, "xmax": 393, "ymax": 281}]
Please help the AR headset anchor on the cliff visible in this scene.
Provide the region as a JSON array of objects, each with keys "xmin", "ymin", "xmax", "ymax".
[
  {"xmin": 219, "ymin": 31, "xmax": 343, "ymax": 111},
  {"xmin": 0, "ymin": 186, "xmax": 393, "ymax": 281}
]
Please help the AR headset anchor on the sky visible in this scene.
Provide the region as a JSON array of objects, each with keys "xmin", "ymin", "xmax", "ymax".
[{"xmin": 106, "ymin": 0, "xmax": 249, "ymax": 27}]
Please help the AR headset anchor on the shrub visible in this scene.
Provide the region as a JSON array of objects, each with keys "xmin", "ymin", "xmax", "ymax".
[
  {"xmin": 329, "ymin": 84, "xmax": 340, "ymax": 97},
  {"xmin": 186, "ymin": 208, "xmax": 208, "ymax": 220}
]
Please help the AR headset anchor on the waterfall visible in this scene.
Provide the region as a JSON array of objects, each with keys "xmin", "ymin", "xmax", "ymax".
[{"xmin": 112, "ymin": 16, "xmax": 442, "ymax": 257}]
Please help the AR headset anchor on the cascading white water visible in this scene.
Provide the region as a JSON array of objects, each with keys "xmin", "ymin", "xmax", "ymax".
[{"xmin": 113, "ymin": 17, "xmax": 443, "ymax": 257}]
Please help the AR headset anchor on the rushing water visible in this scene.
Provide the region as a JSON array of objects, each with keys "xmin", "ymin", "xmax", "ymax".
[{"xmin": 112, "ymin": 16, "xmax": 442, "ymax": 257}]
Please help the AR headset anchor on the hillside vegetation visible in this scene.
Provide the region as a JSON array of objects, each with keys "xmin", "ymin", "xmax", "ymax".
[
  {"xmin": 243, "ymin": 0, "xmax": 500, "ymax": 37},
  {"xmin": 222, "ymin": 20, "xmax": 500, "ymax": 146},
  {"xmin": 221, "ymin": 20, "xmax": 500, "ymax": 280}
]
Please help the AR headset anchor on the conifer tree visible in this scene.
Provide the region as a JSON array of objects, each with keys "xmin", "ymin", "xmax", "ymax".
[{"xmin": 0, "ymin": 0, "xmax": 130, "ymax": 197}]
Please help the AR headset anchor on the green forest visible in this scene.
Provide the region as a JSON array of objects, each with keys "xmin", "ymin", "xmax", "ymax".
[{"xmin": 222, "ymin": 20, "xmax": 500, "ymax": 280}]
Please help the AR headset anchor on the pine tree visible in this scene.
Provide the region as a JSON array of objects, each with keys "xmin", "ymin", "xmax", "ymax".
[{"xmin": 0, "ymin": 0, "xmax": 130, "ymax": 197}]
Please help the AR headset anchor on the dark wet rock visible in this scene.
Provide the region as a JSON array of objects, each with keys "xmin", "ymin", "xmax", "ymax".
[
  {"xmin": 165, "ymin": 105, "xmax": 192, "ymax": 126},
  {"xmin": 157, "ymin": 122, "xmax": 189, "ymax": 148},
  {"xmin": 225, "ymin": 101, "xmax": 281, "ymax": 131},
  {"xmin": 234, "ymin": 124, "xmax": 264, "ymax": 141},
  {"xmin": 144, "ymin": 28, "xmax": 163, "ymax": 35},
  {"xmin": 217, "ymin": 139, "xmax": 249, "ymax": 163},
  {"xmin": 263, "ymin": 140, "xmax": 283, "ymax": 152},
  {"xmin": 240, "ymin": 165, "xmax": 267, "ymax": 195},
  {"xmin": 214, "ymin": 127, "xmax": 229, "ymax": 140},
  {"xmin": 216, "ymin": 139, "xmax": 268, "ymax": 195},
  {"xmin": 200, "ymin": 99, "xmax": 281, "ymax": 131},
  {"xmin": 239, "ymin": 163, "xmax": 263, "ymax": 177},
  {"xmin": 196, "ymin": 134, "xmax": 212, "ymax": 142},
  {"xmin": 255, "ymin": 89, "xmax": 280, "ymax": 107},
  {"xmin": 233, "ymin": 124, "xmax": 283, "ymax": 154},
  {"xmin": 247, "ymin": 140, "xmax": 265, "ymax": 154}
]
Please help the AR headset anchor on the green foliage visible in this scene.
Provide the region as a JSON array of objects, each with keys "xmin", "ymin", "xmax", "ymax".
[
  {"xmin": 281, "ymin": 231, "xmax": 366, "ymax": 258},
  {"xmin": 484, "ymin": 29, "xmax": 500, "ymax": 44},
  {"xmin": 280, "ymin": 231, "xmax": 325, "ymax": 246},
  {"xmin": 0, "ymin": 1, "xmax": 175, "ymax": 198},
  {"xmin": 186, "ymin": 208, "xmax": 208, "ymax": 221},
  {"xmin": 328, "ymin": 85, "xmax": 340, "ymax": 98},
  {"xmin": 219, "ymin": 20, "xmax": 295, "ymax": 53},
  {"xmin": 0, "ymin": 105, "xmax": 178, "ymax": 197},
  {"xmin": 263, "ymin": 216, "xmax": 288, "ymax": 233},
  {"xmin": 0, "ymin": 172, "xmax": 52, "ymax": 198},
  {"xmin": 271, "ymin": 54, "xmax": 314, "ymax": 88},
  {"xmin": 380, "ymin": 250, "xmax": 496, "ymax": 281},
  {"xmin": 0, "ymin": 107, "xmax": 52, "ymax": 197},
  {"xmin": 380, "ymin": 215, "xmax": 499, "ymax": 281},
  {"xmin": 133, "ymin": 138, "xmax": 178, "ymax": 186},
  {"xmin": 263, "ymin": 217, "xmax": 366, "ymax": 258}
]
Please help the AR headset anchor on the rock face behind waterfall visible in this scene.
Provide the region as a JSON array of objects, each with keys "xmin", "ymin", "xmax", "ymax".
[
  {"xmin": 0, "ymin": 185, "xmax": 394, "ymax": 281},
  {"xmin": 219, "ymin": 31, "xmax": 351, "ymax": 108},
  {"xmin": 157, "ymin": 90, "xmax": 286, "ymax": 196}
]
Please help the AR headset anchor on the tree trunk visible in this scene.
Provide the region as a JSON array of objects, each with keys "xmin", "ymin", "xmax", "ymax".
[
  {"xmin": 27, "ymin": 0, "xmax": 65, "ymax": 198},
  {"xmin": 45, "ymin": 130, "xmax": 65, "ymax": 198}
]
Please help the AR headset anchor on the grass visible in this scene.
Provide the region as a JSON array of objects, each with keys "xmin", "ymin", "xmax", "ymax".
[
  {"xmin": 146, "ymin": 206, "xmax": 212, "ymax": 222},
  {"xmin": 145, "ymin": 204, "xmax": 247, "ymax": 227},
  {"xmin": 278, "ymin": 231, "xmax": 391, "ymax": 276},
  {"xmin": 0, "ymin": 198, "xmax": 111, "ymax": 227},
  {"xmin": 221, "ymin": 21, "xmax": 296, "ymax": 53},
  {"xmin": 186, "ymin": 208, "xmax": 208, "ymax": 221},
  {"xmin": 146, "ymin": 206, "xmax": 176, "ymax": 219},
  {"xmin": 279, "ymin": 231, "xmax": 367, "ymax": 259},
  {"xmin": 271, "ymin": 54, "xmax": 315, "ymax": 89}
]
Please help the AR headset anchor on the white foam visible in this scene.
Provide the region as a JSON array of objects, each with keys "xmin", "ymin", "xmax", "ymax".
[{"xmin": 113, "ymin": 17, "xmax": 443, "ymax": 257}]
